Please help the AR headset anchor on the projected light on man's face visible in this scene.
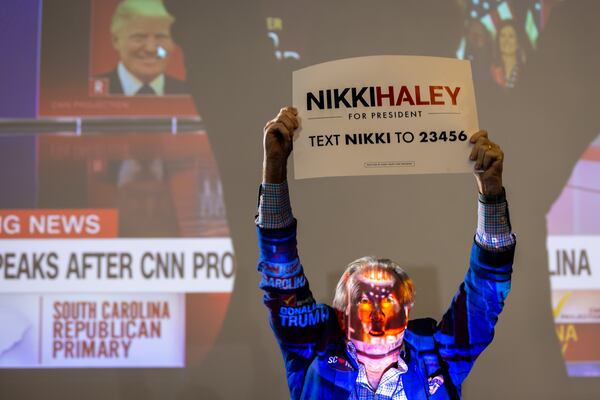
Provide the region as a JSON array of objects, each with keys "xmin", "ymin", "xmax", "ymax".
[
  {"xmin": 112, "ymin": 16, "xmax": 174, "ymax": 83},
  {"xmin": 347, "ymin": 270, "xmax": 408, "ymax": 353}
]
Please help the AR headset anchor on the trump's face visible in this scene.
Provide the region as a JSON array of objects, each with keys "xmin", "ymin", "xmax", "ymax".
[
  {"xmin": 346, "ymin": 270, "xmax": 408, "ymax": 354},
  {"xmin": 112, "ymin": 16, "xmax": 174, "ymax": 83}
]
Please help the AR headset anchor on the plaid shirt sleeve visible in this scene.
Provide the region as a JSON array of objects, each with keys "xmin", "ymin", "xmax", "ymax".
[
  {"xmin": 255, "ymin": 182, "xmax": 516, "ymax": 250},
  {"xmin": 256, "ymin": 181, "xmax": 294, "ymax": 229},
  {"xmin": 475, "ymin": 191, "xmax": 516, "ymax": 252}
]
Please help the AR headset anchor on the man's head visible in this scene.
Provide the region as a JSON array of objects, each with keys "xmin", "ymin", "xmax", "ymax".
[
  {"xmin": 333, "ymin": 256, "xmax": 414, "ymax": 356},
  {"xmin": 111, "ymin": 0, "xmax": 175, "ymax": 83}
]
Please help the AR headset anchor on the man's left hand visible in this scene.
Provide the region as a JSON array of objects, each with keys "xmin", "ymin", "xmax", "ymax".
[{"xmin": 469, "ymin": 130, "xmax": 504, "ymax": 196}]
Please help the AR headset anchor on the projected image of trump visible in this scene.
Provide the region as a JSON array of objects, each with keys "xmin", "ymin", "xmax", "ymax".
[{"xmin": 95, "ymin": 0, "xmax": 188, "ymax": 96}]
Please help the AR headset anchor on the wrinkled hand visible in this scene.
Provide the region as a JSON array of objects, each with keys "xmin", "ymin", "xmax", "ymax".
[
  {"xmin": 469, "ymin": 130, "xmax": 504, "ymax": 196},
  {"xmin": 263, "ymin": 107, "xmax": 299, "ymax": 183}
]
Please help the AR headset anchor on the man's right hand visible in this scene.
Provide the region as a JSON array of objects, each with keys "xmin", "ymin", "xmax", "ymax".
[{"xmin": 263, "ymin": 107, "xmax": 299, "ymax": 183}]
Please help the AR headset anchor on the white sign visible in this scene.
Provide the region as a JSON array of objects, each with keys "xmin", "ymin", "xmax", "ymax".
[
  {"xmin": 548, "ymin": 235, "xmax": 599, "ymax": 290},
  {"xmin": 292, "ymin": 55, "xmax": 479, "ymax": 179},
  {"xmin": 0, "ymin": 238, "xmax": 235, "ymax": 293}
]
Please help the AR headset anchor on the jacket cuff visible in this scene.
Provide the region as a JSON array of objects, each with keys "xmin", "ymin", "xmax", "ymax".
[
  {"xmin": 470, "ymin": 240, "xmax": 515, "ymax": 282},
  {"xmin": 257, "ymin": 219, "xmax": 298, "ymax": 264}
]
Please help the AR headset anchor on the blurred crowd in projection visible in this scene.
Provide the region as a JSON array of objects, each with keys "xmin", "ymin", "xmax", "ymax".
[
  {"xmin": 263, "ymin": 0, "xmax": 556, "ymax": 90},
  {"xmin": 454, "ymin": 0, "xmax": 552, "ymax": 89}
]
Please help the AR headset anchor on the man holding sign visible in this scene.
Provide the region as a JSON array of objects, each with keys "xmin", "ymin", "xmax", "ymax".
[{"xmin": 256, "ymin": 106, "xmax": 515, "ymax": 399}]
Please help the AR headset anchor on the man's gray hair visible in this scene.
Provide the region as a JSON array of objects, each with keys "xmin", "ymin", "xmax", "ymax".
[
  {"xmin": 332, "ymin": 256, "xmax": 415, "ymax": 313},
  {"xmin": 111, "ymin": 0, "xmax": 175, "ymax": 36}
]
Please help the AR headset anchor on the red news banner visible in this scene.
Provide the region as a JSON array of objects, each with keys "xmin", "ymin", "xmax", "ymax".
[{"xmin": 0, "ymin": 209, "xmax": 118, "ymax": 238}]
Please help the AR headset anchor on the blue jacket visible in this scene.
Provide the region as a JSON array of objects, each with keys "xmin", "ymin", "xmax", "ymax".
[{"xmin": 257, "ymin": 220, "xmax": 515, "ymax": 400}]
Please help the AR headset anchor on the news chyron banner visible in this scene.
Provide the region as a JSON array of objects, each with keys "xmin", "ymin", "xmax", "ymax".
[
  {"xmin": 547, "ymin": 134, "xmax": 600, "ymax": 377},
  {"xmin": 0, "ymin": 133, "xmax": 234, "ymax": 368},
  {"xmin": 292, "ymin": 56, "xmax": 478, "ymax": 179}
]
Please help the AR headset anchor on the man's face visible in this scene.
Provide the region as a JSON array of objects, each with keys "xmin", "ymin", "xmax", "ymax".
[
  {"xmin": 112, "ymin": 16, "xmax": 174, "ymax": 83},
  {"xmin": 346, "ymin": 270, "xmax": 408, "ymax": 349}
]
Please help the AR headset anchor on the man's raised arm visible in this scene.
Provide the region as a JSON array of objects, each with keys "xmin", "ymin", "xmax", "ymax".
[
  {"xmin": 256, "ymin": 107, "xmax": 338, "ymax": 399},
  {"xmin": 432, "ymin": 131, "xmax": 516, "ymax": 392},
  {"xmin": 255, "ymin": 107, "xmax": 307, "ymax": 297},
  {"xmin": 469, "ymin": 130, "xmax": 515, "ymax": 253},
  {"xmin": 256, "ymin": 107, "xmax": 302, "ymax": 285},
  {"xmin": 256, "ymin": 106, "xmax": 298, "ymax": 230}
]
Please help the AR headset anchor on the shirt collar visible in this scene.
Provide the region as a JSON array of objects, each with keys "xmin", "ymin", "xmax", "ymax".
[
  {"xmin": 117, "ymin": 62, "xmax": 165, "ymax": 96},
  {"xmin": 347, "ymin": 341, "xmax": 408, "ymax": 395},
  {"xmin": 346, "ymin": 340, "xmax": 408, "ymax": 373}
]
